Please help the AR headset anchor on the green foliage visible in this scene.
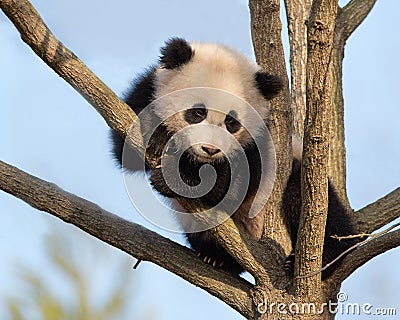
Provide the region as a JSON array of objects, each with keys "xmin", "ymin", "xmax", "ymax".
[{"xmin": 4, "ymin": 226, "xmax": 156, "ymax": 320}]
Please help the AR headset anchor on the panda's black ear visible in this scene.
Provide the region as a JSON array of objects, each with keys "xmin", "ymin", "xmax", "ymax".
[
  {"xmin": 255, "ymin": 71, "xmax": 283, "ymax": 100},
  {"xmin": 160, "ymin": 38, "xmax": 194, "ymax": 69}
]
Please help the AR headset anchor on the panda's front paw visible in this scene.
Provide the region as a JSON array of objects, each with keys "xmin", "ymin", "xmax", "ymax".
[{"xmin": 196, "ymin": 251, "xmax": 224, "ymax": 268}]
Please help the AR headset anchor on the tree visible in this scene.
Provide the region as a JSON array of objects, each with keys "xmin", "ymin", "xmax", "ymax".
[{"xmin": 0, "ymin": 0, "xmax": 399, "ymax": 319}]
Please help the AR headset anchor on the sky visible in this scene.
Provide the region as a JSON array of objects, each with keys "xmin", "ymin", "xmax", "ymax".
[{"xmin": 0, "ymin": 0, "xmax": 399, "ymax": 319}]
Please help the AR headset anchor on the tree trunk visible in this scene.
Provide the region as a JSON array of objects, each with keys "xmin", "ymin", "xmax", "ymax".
[{"xmin": 1, "ymin": 0, "xmax": 399, "ymax": 319}]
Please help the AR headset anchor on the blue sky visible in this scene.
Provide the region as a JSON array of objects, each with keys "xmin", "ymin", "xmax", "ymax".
[{"xmin": 0, "ymin": 1, "xmax": 399, "ymax": 319}]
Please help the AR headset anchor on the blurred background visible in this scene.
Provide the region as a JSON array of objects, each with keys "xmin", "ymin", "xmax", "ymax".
[{"xmin": 0, "ymin": 0, "xmax": 399, "ymax": 319}]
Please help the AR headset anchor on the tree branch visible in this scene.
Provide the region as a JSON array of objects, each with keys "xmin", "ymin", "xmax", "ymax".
[
  {"xmin": 326, "ymin": 227, "xmax": 400, "ymax": 290},
  {"xmin": 352, "ymin": 188, "xmax": 400, "ymax": 234},
  {"xmin": 327, "ymin": 0, "xmax": 376, "ymax": 207},
  {"xmin": 2, "ymin": 0, "xmax": 394, "ymax": 317},
  {"xmin": 0, "ymin": 0, "xmax": 159, "ymax": 168},
  {"xmin": 336, "ymin": 0, "xmax": 377, "ymax": 43},
  {"xmin": 295, "ymin": 0, "xmax": 338, "ymax": 298},
  {"xmin": 248, "ymin": 0, "xmax": 294, "ymax": 274},
  {"xmin": 0, "ymin": 160, "xmax": 253, "ymax": 317},
  {"xmin": 325, "ymin": 0, "xmax": 376, "ymax": 208},
  {"xmin": 210, "ymin": 219, "xmax": 272, "ymax": 285},
  {"xmin": 284, "ymin": 0, "xmax": 312, "ymax": 138},
  {"xmin": 327, "ymin": 32, "xmax": 349, "ymax": 207}
]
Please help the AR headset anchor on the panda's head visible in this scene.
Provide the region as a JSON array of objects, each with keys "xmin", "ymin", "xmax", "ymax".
[{"xmin": 151, "ymin": 38, "xmax": 282, "ymax": 163}]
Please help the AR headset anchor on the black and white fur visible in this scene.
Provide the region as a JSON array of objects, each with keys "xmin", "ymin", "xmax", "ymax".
[{"xmin": 111, "ymin": 38, "xmax": 357, "ymax": 278}]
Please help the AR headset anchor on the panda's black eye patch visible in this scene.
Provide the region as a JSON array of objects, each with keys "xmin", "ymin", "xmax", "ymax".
[
  {"xmin": 184, "ymin": 103, "xmax": 207, "ymax": 124},
  {"xmin": 225, "ymin": 110, "xmax": 241, "ymax": 133}
]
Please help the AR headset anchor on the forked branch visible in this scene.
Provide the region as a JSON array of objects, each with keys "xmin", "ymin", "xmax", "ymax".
[
  {"xmin": 0, "ymin": 160, "xmax": 253, "ymax": 317},
  {"xmin": 1, "ymin": 0, "xmax": 398, "ymax": 318},
  {"xmin": 336, "ymin": 0, "xmax": 377, "ymax": 43}
]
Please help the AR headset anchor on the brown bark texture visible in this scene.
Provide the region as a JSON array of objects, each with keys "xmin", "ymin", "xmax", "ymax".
[
  {"xmin": 0, "ymin": 0, "xmax": 398, "ymax": 319},
  {"xmin": 295, "ymin": 0, "xmax": 338, "ymax": 300}
]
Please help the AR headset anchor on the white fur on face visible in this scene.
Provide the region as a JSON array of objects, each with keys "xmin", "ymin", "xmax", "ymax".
[
  {"xmin": 151, "ymin": 42, "xmax": 271, "ymax": 162},
  {"xmin": 153, "ymin": 88, "xmax": 268, "ymax": 153},
  {"xmin": 171, "ymin": 122, "xmax": 240, "ymax": 162},
  {"xmin": 154, "ymin": 42, "xmax": 269, "ymax": 136},
  {"xmin": 151, "ymin": 88, "xmax": 267, "ymax": 162}
]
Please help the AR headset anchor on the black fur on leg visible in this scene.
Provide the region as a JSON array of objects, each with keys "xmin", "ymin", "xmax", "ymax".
[
  {"xmin": 187, "ymin": 231, "xmax": 244, "ymax": 276},
  {"xmin": 283, "ymin": 158, "xmax": 359, "ymax": 279}
]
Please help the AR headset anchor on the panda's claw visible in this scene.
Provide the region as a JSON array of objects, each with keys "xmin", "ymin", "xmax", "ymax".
[{"xmin": 196, "ymin": 251, "xmax": 223, "ymax": 269}]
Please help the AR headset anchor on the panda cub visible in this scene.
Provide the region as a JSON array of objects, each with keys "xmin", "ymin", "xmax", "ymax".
[{"xmin": 111, "ymin": 38, "xmax": 356, "ymax": 277}]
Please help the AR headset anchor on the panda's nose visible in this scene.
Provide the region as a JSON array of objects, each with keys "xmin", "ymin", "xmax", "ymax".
[{"xmin": 201, "ymin": 144, "xmax": 221, "ymax": 156}]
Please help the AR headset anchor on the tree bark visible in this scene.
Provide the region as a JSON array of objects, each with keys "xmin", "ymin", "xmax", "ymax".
[
  {"xmin": 295, "ymin": 0, "xmax": 338, "ymax": 302},
  {"xmin": 0, "ymin": 160, "xmax": 254, "ymax": 317},
  {"xmin": 284, "ymin": 0, "xmax": 312, "ymax": 138},
  {"xmin": 325, "ymin": 224, "xmax": 400, "ymax": 289},
  {"xmin": 328, "ymin": 0, "xmax": 378, "ymax": 206},
  {"xmin": 0, "ymin": 0, "xmax": 398, "ymax": 319},
  {"xmin": 353, "ymin": 187, "xmax": 400, "ymax": 234},
  {"xmin": 0, "ymin": 0, "xmax": 160, "ymax": 168},
  {"xmin": 249, "ymin": 0, "xmax": 293, "ymax": 273}
]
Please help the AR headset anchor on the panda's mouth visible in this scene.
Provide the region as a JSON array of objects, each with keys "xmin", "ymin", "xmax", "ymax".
[{"xmin": 187, "ymin": 145, "xmax": 225, "ymax": 164}]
